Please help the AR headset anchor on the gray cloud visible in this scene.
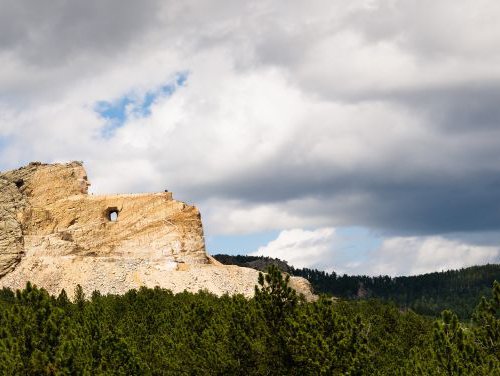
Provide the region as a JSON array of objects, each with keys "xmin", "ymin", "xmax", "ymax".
[
  {"xmin": 180, "ymin": 160, "xmax": 500, "ymax": 234},
  {"xmin": 1, "ymin": 0, "xmax": 500, "ymax": 244},
  {"xmin": 391, "ymin": 83, "xmax": 500, "ymax": 133},
  {"xmin": 0, "ymin": 0, "xmax": 163, "ymax": 65}
]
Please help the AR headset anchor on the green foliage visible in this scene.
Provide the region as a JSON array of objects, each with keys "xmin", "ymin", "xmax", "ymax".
[
  {"xmin": 407, "ymin": 282, "xmax": 500, "ymax": 375},
  {"xmin": 284, "ymin": 297, "xmax": 370, "ymax": 375},
  {"xmin": 294, "ymin": 264, "xmax": 500, "ymax": 319},
  {"xmin": 0, "ymin": 277, "xmax": 499, "ymax": 374},
  {"xmin": 255, "ymin": 265, "xmax": 299, "ymax": 327},
  {"xmin": 432, "ymin": 310, "xmax": 481, "ymax": 375},
  {"xmin": 470, "ymin": 280, "xmax": 500, "ymax": 373},
  {"xmin": 215, "ymin": 255, "xmax": 500, "ymax": 319}
]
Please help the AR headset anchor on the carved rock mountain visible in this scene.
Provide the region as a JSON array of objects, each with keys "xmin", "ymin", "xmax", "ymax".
[{"xmin": 0, "ymin": 162, "xmax": 314, "ymax": 300}]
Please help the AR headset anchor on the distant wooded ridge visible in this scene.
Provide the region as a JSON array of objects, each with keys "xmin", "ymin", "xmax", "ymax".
[{"xmin": 213, "ymin": 254, "xmax": 500, "ymax": 319}]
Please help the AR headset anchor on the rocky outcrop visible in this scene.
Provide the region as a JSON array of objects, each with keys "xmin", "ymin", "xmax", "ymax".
[
  {"xmin": 0, "ymin": 162, "xmax": 315, "ymax": 300},
  {"xmin": 0, "ymin": 176, "xmax": 27, "ymax": 277}
]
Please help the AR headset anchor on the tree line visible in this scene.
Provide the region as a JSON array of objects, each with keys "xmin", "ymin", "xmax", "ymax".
[
  {"xmin": 214, "ymin": 254, "xmax": 500, "ymax": 319},
  {"xmin": 0, "ymin": 265, "xmax": 499, "ymax": 374}
]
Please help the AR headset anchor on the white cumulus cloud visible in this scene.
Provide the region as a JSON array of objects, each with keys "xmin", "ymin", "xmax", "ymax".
[
  {"xmin": 367, "ymin": 236, "xmax": 500, "ymax": 276},
  {"xmin": 251, "ymin": 228, "xmax": 336, "ymax": 269},
  {"xmin": 252, "ymin": 228, "xmax": 500, "ymax": 276}
]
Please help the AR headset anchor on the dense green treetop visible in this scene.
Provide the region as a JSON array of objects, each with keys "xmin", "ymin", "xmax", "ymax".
[
  {"xmin": 214, "ymin": 254, "xmax": 500, "ymax": 319},
  {"xmin": 0, "ymin": 267, "xmax": 498, "ymax": 374}
]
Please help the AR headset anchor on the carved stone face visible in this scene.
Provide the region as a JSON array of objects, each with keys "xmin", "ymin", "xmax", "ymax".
[{"xmin": 77, "ymin": 172, "xmax": 90, "ymax": 194}]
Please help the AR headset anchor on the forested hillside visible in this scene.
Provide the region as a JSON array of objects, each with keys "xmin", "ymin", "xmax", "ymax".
[
  {"xmin": 213, "ymin": 254, "xmax": 500, "ymax": 319},
  {"xmin": 0, "ymin": 267, "xmax": 499, "ymax": 374}
]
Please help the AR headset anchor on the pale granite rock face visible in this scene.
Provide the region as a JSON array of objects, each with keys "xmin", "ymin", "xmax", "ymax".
[
  {"xmin": 0, "ymin": 176, "xmax": 26, "ymax": 277},
  {"xmin": 0, "ymin": 162, "xmax": 207, "ymax": 264},
  {"xmin": 0, "ymin": 162, "xmax": 315, "ymax": 300}
]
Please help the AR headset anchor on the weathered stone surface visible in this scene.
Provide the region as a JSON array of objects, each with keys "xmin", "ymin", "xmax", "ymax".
[
  {"xmin": 0, "ymin": 176, "xmax": 27, "ymax": 276},
  {"xmin": 0, "ymin": 162, "xmax": 315, "ymax": 300},
  {"xmin": 1, "ymin": 162, "xmax": 207, "ymax": 263}
]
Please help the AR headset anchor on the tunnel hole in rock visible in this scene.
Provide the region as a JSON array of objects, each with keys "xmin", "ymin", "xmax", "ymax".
[{"xmin": 105, "ymin": 207, "xmax": 119, "ymax": 222}]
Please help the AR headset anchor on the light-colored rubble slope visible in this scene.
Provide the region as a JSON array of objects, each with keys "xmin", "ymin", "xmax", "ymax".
[{"xmin": 0, "ymin": 162, "xmax": 315, "ymax": 300}]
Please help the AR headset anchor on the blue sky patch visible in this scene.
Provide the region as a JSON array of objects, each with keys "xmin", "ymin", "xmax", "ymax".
[
  {"xmin": 0, "ymin": 136, "xmax": 9, "ymax": 152},
  {"xmin": 95, "ymin": 71, "xmax": 188, "ymax": 138},
  {"xmin": 335, "ymin": 227, "xmax": 382, "ymax": 256},
  {"xmin": 331, "ymin": 227, "xmax": 383, "ymax": 273},
  {"xmin": 205, "ymin": 230, "xmax": 281, "ymax": 255}
]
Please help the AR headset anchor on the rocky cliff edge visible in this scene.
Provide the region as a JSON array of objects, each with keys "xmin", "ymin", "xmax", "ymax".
[{"xmin": 0, "ymin": 162, "xmax": 315, "ymax": 300}]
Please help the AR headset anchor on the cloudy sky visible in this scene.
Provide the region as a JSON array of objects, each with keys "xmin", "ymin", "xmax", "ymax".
[{"xmin": 2, "ymin": 0, "xmax": 500, "ymax": 276}]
